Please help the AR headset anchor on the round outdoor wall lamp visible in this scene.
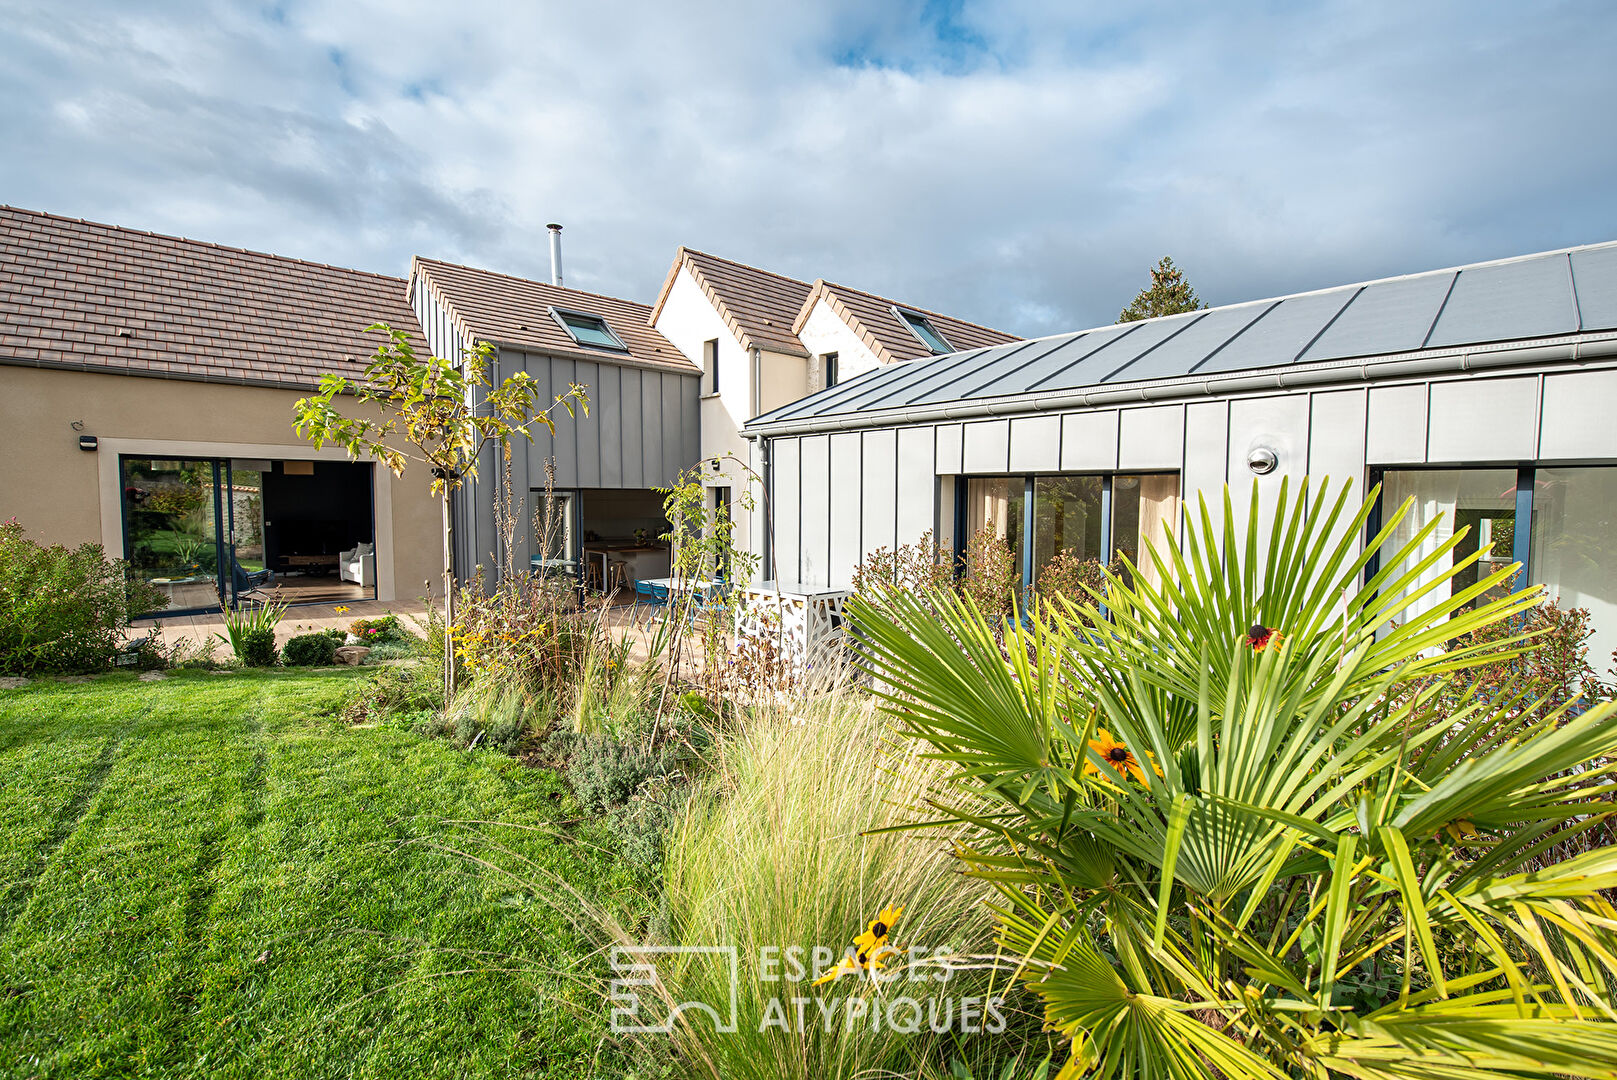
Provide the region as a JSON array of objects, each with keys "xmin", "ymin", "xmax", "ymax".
[{"xmin": 1247, "ymin": 446, "xmax": 1279, "ymax": 475}]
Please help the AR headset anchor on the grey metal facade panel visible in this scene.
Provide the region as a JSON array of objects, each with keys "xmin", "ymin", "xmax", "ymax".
[
  {"xmin": 829, "ymin": 433, "xmax": 863, "ymax": 585},
  {"xmin": 1571, "ymin": 246, "xmax": 1617, "ymax": 331},
  {"xmin": 1195, "ymin": 288, "xmax": 1358, "ymax": 374},
  {"xmin": 772, "ymin": 437, "xmax": 801, "ymax": 583},
  {"xmin": 861, "ymin": 429, "xmax": 898, "ymax": 558},
  {"xmin": 1032, "ymin": 315, "xmax": 1199, "ymax": 391},
  {"xmin": 575, "ymin": 360, "xmax": 603, "ymax": 489},
  {"xmin": 1111, "ymin": 304, "xmax": 1273, "ymax": 384},
  {"xmin": 1306, "ymin": 389, "xmax": 1369, "ymax": 498},
  {"xmin": 1426, "ymin": 375, "xmax": 1538, "ymax": 462},
  {"xmin": 1009, "ymin": 415, "xmax": 1061, "ymax": 472},
  {"xmin": 1060, "ymin": 410, "xmax": 1120, "ymax": 472},
  {"xmin": 1182, "ymin": 401, "xmax": 1230, "ymax": 531},
  {"xmin": 1541, "ymin": 369, "xmax": 1617, "ymax": 459},
  {"xmin": 799, "ymin": 434, "xmax": 831, "ymax": 586},
  {"xmin": 896, "ymin": 426, "xmax": 936, "ymax": 544},
  {"xmin": 658, "ymin": 374, "xmax": 682, "ymax": 487},
  {"xmin": 1118, "ymin": 404, "xmax": 1185, "ymax": 470},
  {"xmin": 1426, "ymin": 254, "xmax": 1578, "ymax": 348},
  {"xmin": 640, "ymin": 369, "xmax": 663, "ymax": 489},
  {"xmin": 962, "ymin": 419, "xmax": 1011, "ymax": 473},
  {"xmin": 598, "ymin": 364, "xmax": 624, "ymax": 488},
  {"xmin": 1227, "ymin": 394, "xmax": 1312, "ymax": 554},
  {"xmin": 620, "ymin": 373, "xmax": 644, "ymax": 489},
  {"xmin": 684, "ymin": 378, "xmax": 701, "ymax": 474},
  {"xmin": 1365, "ymin": 384, "xmax": 1429, "ymax": 465},
  {"xmin": 1300, "ymin": 271, "xmax": 1455, "ymax": 362},
  {"xmin": 935, "ymin": 423, "xmax": 963, "ymax": 475}
]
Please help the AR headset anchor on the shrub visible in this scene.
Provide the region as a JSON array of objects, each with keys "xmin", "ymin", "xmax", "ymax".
[
  {"xmin": 349, "ymin": 613, "xmax": 407, "ymax": 644},
  {"xmin": 852, "ymin": 478, "xmax": 1617, "ymax": 1079},
  {"xmin": 606, "ymin": 778, "xmax": 687, "ymax": 874},
  {"xmin": 850, "ymin": 529, "xmax": 956, "ymax": 600},
  {"xmin": 564, "ymin": 735, "xmax": 676, "ymax": 813},
  {"xmin": 961, "ymin": 527, "xmax": 1017, "ymax": 617},
  {"xmin": 236, "ymin": 626, "xmax": 278, "ymax": 667},
  {"xmin": 218, "ymin": 597, "xmax": 287, "ymax": 666},
  {"xmin": 0, "ymin": 520, "xmax": 168, "ymax": 674},
  {"xmin": 283, "ymin": 631, "xmax": 339, "ymax": 667}
]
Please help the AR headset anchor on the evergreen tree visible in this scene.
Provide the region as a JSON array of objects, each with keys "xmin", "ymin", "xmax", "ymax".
[{"xmin": 1117, "ymin": 255, "xmax": 1206, "ymax": 322}]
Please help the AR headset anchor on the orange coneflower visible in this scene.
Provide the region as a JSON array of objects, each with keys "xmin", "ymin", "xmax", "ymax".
[
  {"xmin": 1246, "ymin": 623, "xmax": 1283, "ymax": 652},
  {"xmin": 1084, "ymin": 730, "xmax": 1160, "ymax": 784}
]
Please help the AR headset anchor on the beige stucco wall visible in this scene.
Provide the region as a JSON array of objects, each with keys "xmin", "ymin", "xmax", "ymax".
[{"xmin": 0, "ymin": 365, "xmax": 440, "ymax": 603}]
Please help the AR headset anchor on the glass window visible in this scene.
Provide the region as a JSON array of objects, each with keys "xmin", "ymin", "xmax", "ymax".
[
  {"xmin": 1032, "ymin": 475, "xmax": 1104, "ymax": 577},
  {"xmin": 824, "ymin": 352, "xmax": 839, "ymax": 389},
  {"xmin": 1112, "ymin": 474, "xmax": 1180, "ymax": 588},
  {"xmin": 704, "ymin": 338, "xmax": 720, "ymax": 393},
  {"xmin": 1380, "ymin": 469, "xmax": 1517, "ymax": 621},
  {"xmin": 965, "ymin": 477, "xmax": 1025, "ymax": 583},
  {"xmin": 1530, "ymin": 467, "xmax": 1617, "ymax": 667},
  {"xmin": 530, "ymin": 489, "xmax": 576, "ymax": 575},
  {"xmin": 1030, "ymin": 473, "xmax": 1179, "ymax": 592},
  {"xmin": 898, "ymin": 309, "xmax": 953, "ymax": 354},
  {"xmin": 554, "ymin": 309, "xmax": 626, "ymax": 350}
]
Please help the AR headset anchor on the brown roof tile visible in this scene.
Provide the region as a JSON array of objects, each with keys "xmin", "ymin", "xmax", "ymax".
[
  {"xmin": 411, "ymin": 257, "xmax": 696, "ymax": 375},
  {"xmin": 649, "ymin": 247, "xmax": 815, "ymax": 356},
  {"xmin": 0, "ymin": 205, "xmax": 423, "ymax": 389},
  {"xmin": 791, "ymin": 279, "xmax": 1020, "ymax": 364}
]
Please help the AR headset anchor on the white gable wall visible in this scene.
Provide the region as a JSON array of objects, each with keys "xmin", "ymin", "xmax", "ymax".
[{"xmin": 797, "ymin": 298, "xmax": 884, "ymax": 392}]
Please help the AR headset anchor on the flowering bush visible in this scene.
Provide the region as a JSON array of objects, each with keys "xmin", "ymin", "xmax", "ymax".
[
  {"xmin": 0, "ymin": 520, "xmax": 168, "ymax": 674},
  {"xmin": 348, "ymin": 614, "xmax": 405, "ymax": 644}
]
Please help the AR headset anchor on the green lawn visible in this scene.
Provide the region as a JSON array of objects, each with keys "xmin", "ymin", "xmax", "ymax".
[{"xmin": 0, "ymin": 670, "xmax": 632, "ymax": 1079}]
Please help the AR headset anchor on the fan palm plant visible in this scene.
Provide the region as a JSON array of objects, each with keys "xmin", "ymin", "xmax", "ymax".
[{"xmin": 850, "ymin": 477, "xmax": 1617, "ymax": 1079}]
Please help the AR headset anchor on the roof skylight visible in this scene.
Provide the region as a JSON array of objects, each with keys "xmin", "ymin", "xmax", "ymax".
[
  {"xmin": 895, "ymin": 307, "xmax": 953, "ymax": 354},
  {"xmin": 550, "ymin": 307, "xmax": 628, "ymax": 351}
]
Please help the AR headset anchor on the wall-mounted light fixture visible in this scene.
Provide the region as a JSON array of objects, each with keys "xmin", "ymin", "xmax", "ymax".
[
  {"xmin": 78, "ymin": 434, "xmax": 98, "ymax": 452},
  {"xmin": 1247, "ymin": 446, "xmax": 1278, "ymax": 475}
]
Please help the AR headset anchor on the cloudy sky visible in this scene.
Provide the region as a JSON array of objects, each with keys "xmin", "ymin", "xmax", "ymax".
[{"xmin": 3, "ymin": 1, "xmax": 1614, "ymax": 336}]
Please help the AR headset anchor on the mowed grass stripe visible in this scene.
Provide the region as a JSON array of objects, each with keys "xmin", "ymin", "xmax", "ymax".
[{"xmin": 0, "ymin": 670, "xmax": 634, "ymax": 1079}]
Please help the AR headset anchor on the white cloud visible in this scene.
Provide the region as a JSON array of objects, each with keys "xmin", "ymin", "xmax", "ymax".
[{"xmin": 1, "ymin": 0, "xmax": 1613, "ymax": 335}]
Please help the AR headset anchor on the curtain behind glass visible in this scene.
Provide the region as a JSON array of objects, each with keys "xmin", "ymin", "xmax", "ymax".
[
  {"xmin": 966, "ymin": 478, "xmax": 1023, "ymax": 581},
  {"xmin": 1531, "ymin": 468, "xmax": 1617, "ymax": 672},
  {"xmin": 1381, "ymin": 469, "xmax": 1515, "ymax": 622}
]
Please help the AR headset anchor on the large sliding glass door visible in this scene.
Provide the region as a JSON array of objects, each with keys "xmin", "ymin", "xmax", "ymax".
[{"xmin": 121, "ymin": 456, "xmax": 229, "ymax": 614}]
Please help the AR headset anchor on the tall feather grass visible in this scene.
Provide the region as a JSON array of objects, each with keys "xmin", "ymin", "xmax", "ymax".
[{"xmin": 632, "ymin": 687, "xmax": 1050, "ymax": 1080}]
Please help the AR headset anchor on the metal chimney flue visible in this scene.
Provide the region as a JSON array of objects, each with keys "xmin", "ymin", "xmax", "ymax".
[{"xmin": 546, "ymin": 223, "xmax": 564, "ymax": 287}]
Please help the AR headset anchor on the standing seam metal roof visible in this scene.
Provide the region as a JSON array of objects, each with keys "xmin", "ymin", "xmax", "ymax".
[{"xmin": 748, "ymin": 241, "xmax": 1617, "ymax": 430}]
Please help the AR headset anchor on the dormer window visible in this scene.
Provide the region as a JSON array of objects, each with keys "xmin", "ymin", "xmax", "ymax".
[
  {"xmin": 894, "ymin": 307, "xmax": 953, "ymax": 354},
  {"xmin": 550, "ymin": 307, "xmax": 628, "ymax": 351}
]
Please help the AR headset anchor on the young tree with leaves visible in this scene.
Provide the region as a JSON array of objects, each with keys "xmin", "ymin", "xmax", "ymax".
[
  {"xmin": 292, "ymin": 323, "xmax": 587, "ymax": 700},
  {"xmin": 1117, "ymin": 255, "xmax": 1206, "ymax": 322}
]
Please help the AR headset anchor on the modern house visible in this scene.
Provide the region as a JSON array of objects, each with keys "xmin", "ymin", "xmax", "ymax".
[
  {"xmin": 648, "ymin": 246, "xmax": 1018, "ymax": 571},
  {"xmin": 745, "ymin": 242, "xmax": 1617, "ymax": 663},
  {"xmin": 407, "ymin": 254, "xmax": 700, "ymax": 588},
  {"xmin": 0, "ymin": 206, "xmax": 442, "ymax": 613}
]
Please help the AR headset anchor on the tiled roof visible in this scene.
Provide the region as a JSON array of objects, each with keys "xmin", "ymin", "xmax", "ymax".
[
  {"xmin": 751, "ymin": 240, "xmax": 1617, "ymax": 433},
  {"xmin": 412, "ymin": 257, "xmax": 696, "ymax": 374},
  {"xmin": 0, "ymin": 204, "xmax": 422, "ymax": 390},
  {"xmin": 791, "ymin": 278, "xmax": 1020, "ymax": 363},
  {"xmin": 649, "ymin": 247, "xmax": 815, "ymax": 356}
]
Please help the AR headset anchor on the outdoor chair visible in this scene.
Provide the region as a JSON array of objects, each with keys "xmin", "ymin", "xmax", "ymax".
[{"xmin": 231, "ymin": 555, "xmax": 274, "ymax": 597}]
